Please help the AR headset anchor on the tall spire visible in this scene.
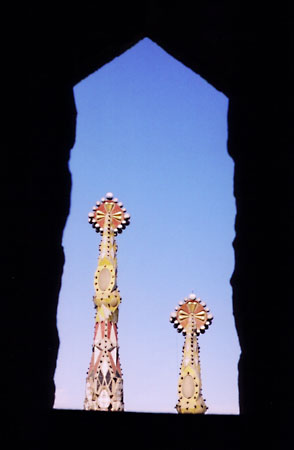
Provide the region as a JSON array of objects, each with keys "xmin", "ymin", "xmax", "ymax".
[
  {"xmin": 84, "ymin": 192, "xmax": 130, "ymax": 411},
  {"xmin": 170, "ymin": 293, "xmax": 213, "ymax": 413}
]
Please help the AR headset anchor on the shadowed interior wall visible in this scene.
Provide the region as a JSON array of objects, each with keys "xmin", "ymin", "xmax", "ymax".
[{"xmin": 3, "ymin": 2, "xmax": 289, "ymax": 445}]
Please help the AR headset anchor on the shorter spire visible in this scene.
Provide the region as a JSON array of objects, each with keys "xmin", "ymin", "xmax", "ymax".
[{"xmin": 170, "ymin": 293, "xmax": 213, "ymax": 413}]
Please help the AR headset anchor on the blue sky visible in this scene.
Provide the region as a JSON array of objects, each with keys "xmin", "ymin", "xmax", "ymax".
[{"xmin": 53, "ymin": 38, "xmax": 240, "ymax": 414}]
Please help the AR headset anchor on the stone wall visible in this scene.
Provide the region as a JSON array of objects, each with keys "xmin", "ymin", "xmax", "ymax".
[{"xmin": 3, "ymin": 3, "xmax": 289, "ymax": 446}]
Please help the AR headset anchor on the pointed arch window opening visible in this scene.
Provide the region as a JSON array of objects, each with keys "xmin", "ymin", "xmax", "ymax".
[{"xmin": 53, "ymin": 38, "xmax": 240, "ymax": 415}]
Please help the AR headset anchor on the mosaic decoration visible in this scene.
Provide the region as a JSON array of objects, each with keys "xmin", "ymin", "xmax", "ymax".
[
  {"xmin": 84, "ymin": 192, "xmax": 130, "ymax": 411},
  {"xmin": 170, "ymin": 293, "xmax": 213, "ymax": 414}
]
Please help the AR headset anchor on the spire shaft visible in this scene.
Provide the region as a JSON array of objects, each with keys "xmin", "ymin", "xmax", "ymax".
[
  {"xmin": 170, "ymin": 293, "xmax": 213, "ymax": 414},
  {"xmin": 84, "ymin": 193, "xmax": 130, "ymax": 411}
]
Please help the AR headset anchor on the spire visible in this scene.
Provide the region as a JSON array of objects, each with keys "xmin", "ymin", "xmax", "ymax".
[
  {"xmin": 170, "ymin": 293, "xmax": 213, "ymax": 413},
  {"xmin": 84, "ymin": 193, "xmax": 130, "ymax": 411}
]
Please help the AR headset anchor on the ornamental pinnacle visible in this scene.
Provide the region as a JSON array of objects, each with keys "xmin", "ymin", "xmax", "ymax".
[
  {"xmin": 84, "ymin": 192, "xmax": 130, "ymax": 411},
  {"xmin": 170, "ymin": 293, "xmax": 213, "ymax": 414}
]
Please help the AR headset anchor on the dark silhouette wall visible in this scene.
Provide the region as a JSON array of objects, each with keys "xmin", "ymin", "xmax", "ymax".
[{"xmin": 3, "ymin": 3, "xmax": 290, "ymax": 447}]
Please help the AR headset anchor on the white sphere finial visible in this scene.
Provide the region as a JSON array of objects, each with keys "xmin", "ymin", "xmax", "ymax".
[
  {"xmin": 189, "ymin": 293, "xmax": 196, "ymax": 300},
  {"xmin": 106, "ymin": 192, "xmax": 113, "ymax": 200}
]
